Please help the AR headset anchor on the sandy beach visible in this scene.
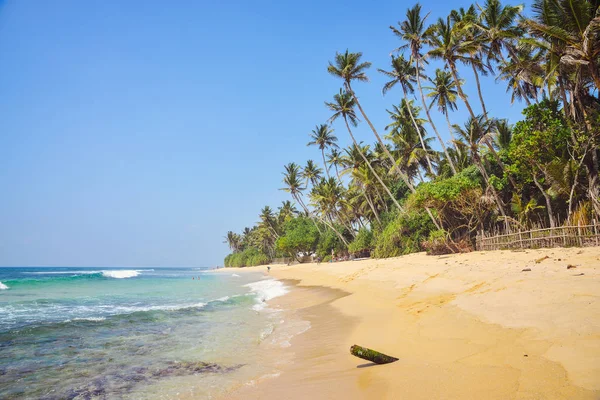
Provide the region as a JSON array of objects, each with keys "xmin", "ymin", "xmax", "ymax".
[{"xmin": 220, "ymin": 247, "xmax": 600, "ymax": 399}]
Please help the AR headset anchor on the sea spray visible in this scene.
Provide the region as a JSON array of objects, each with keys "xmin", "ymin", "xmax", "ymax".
[
  {"xmin": 0, "ymin": 281, "xmax": 8, "ymax": 290},
  {"xmin": 243, "ymin": 279, "xmax": 288, "ymax": 311}
]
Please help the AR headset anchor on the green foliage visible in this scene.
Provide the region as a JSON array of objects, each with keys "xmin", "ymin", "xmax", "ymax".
[
  {"xmin": 322, "ymin": 255, "xmax": 332, "ymax": 263},
  {"xmin": 316, "ymin": 229, "xmax": 346, "ymax": 259},
  {"xmin": 348, "ymin": 228, "xmax": 374, "ymax": 253},
  {"xmin": 275, "ymin": 216, "xmax": 320, "ymax": 257},
  {"xmin": 372, "ymin": 210, "xmax": 435, "ymax": 258},
  {"xmin": 410, "ymin": 167, "xmax": 481, "ymax": 208},
  {"xmin": 223, "ymin": 247, "xmax": 270, "ymax": 268}
]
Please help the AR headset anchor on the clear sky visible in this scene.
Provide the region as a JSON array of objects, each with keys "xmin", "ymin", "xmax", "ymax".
[{"xmin": 0, "ymin": 0, "xmax": 529, "ymax": 267}]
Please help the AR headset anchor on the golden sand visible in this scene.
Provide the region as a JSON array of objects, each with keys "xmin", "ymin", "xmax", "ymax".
[{"xmin": 221, "ymin": 247, "xmax": 600, "ymax": 399}]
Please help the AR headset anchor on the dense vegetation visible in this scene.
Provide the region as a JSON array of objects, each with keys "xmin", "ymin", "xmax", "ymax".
[{"xmin": 224, "ymin": 0, "xmax": 600, "ymax": 267}]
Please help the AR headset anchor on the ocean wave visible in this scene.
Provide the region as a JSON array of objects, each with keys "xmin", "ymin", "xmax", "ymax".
[
  {"xmin": 243, "ymin": 279, "xmax": 288, "ymax": 311},
  {"xmin": 0, "ymin": 281, "xmax": 8, "ymax": 290},
  {"xmin": 231, "ymin": 274, "xmax": 240, "ymax": 277},
  {"xmin": 23, "ymin": 269, "xmax": 153, "ymax": 279},
  {"xmin": 63, "ymin": 317, "xmax": 107, "ymax": 323}
]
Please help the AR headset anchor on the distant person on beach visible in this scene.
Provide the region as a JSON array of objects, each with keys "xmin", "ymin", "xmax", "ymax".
[{"xmin": 267, "ymin": 266, "xmax": 271, "ymax": 273}]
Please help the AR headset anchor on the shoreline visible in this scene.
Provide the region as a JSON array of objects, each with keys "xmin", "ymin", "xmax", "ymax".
[{"xmin": 219, "ymin": 247, "xmax": 600, "ymax": 399}]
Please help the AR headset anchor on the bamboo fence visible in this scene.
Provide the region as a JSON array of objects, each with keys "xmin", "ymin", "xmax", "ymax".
[{"xmin": 476, "ymin": 220, "xmax": 600, "ymax": 251}]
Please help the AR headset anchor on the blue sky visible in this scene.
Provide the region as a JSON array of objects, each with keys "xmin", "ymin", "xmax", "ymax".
[{"xmin": 0, "ymin": 0, "xmax": 529, "ymax": 267}]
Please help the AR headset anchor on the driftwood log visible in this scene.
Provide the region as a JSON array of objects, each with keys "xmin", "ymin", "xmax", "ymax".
[{"xmin": 350, "ymin": 345, "xmax": 398, "ymax": 364}]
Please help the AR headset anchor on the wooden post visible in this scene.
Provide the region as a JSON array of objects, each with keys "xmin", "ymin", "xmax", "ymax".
[
  {"xmin": 577, "ymin": 222, "xmax": 582, "ymax": 247},
  {"xmin": 563, "ymin": 226, "xmax": 567, "ymax": 247},
  {"xmin": 594, "ymin": 219, "xmax": 599, "ymax": 247}
]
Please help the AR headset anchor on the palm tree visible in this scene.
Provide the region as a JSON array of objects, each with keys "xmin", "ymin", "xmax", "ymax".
[
  {"xmin": 351, "ymin": 164, "xmax": 382, "ymax": 225},
  {"xmin": 325, "ymin": 89, "xmax": 404, "ymax": 212},
  {"xmin": 281, "ymin": 162, "xmax": 322, "ymax": 233},
  {"xmin": 326, "ymin": 148, "xmax": 344, "ymax": 181},
  {"xmin": 385, "ymin": 100, "xmax": 436, "ymax": 183},
  {"xmin": 475, "ymin": 0, "xmax": 524, "ymax": 71},
  {"xmin": 310, "ymin": 178, "xmax": 351, "ymax": 245},
  {"xmin": 302, "ymin": 160, "xmax": 323, "ymax": 187},
  {"xmin": 497, "ymin": 44, "xmax": 544, "ymax": 105},
  {"xmin": 428, "ymin": 15, "xmax": 479, "ymax": 120},
  {"xmin": 307, "ymin": 124, "xmax": 339, "ymax": 179},
  {"xmin": 277, "ymin": 200, "xmax": 298, "ymax": 226},
  {"xmin": 494, "ymin": 119, "xmax": 513, "ymax": 152},
  {"xmin": 224, "ymin": 231, "xmax": 242, "ymax": 253},
  {"xmin": 390, "ymin": 4, "xmax": 454, "ymax": 179},
  {"xmin": 425, "ymin": 68, "xmax": 462, "ymax": 160},
  {"xmin": 259, "ymin": 206, "xmax": 279, "ymax": 238},
  {"xmin": 327, "ymin": 50, "xmax": 413, "ymax": 187},
  {"xmin": 378, "ymin": 54, "xmax": 436, "ymax": 176},
  {"xmin": 451, "ymin": 5, "xmax": 493, "ymax": 117},
  {"xmin": 453, "ymin": 115, "xmax": 508, "ymax": 220}
]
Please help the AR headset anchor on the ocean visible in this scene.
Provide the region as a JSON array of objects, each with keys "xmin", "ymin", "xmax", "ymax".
[{"xmin": 0, "ymin": 267, "xmax": 301, "ymax": 399}]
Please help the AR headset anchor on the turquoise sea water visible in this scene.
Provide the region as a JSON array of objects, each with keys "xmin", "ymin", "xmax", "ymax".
[{"xmin": 0, "ymin": 267, "xmax": 293, "ymax": 399}]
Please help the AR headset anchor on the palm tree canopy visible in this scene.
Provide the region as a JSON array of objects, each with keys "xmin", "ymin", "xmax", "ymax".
[
  {"xmin": 327, "ymin": 50, "xmax": 372, "ymax": 86},
  {"xmin": 307, "ymin": 124, "xmax": 338, "ymax": 150},
  {"xmin": 325, "ymin": 89, "xmax": 360, "ymax": 126},
  {"xmin": 302, "ymin": 160, "xmax": 324, "ymax": 186},
  {"xmin": 424, "ymin": 68, "xmax": 460, "ymax": 113},
  {"xmin": 378, "ymin": 54, "xmax": 418, "ymax": 95}
]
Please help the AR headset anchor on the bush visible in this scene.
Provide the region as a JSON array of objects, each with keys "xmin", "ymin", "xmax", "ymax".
[
  {"xmin": 422, "ymin": 230, "xmax": 473, "ymax": 255},
  {"xmin": 276, "ymin": 216, "xmax": 320, "ymax": 258},
  {"xmin": 316, "ymin": 229, "xmax": 346, "ymax": 259},
  {"xmin": 372, "ymin": 210, "xmax": 435, "ymax": 258},
  {"xmin": 322, "ymin": 255, "xmax": 332, "ymax": 263},
  {"xmin": 348, "ymin": 228, "xmax": 373, "ymax": 254},
  {"xmin": 223, "ymin": 248, "xmax": 270, "ymax": 268}
]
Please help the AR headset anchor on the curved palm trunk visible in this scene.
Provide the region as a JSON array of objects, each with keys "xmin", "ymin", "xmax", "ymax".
[
  {"xmin": 415, "ymin": 59, "xmax": 457, "ymax": 175},
  {"xmin": 321, "ymin": 149, "xmax": 331, "ymax": 179},
  {"xmin": 346, "ymin": 82, "xmax": 416, "ymax": 191},
  {"xmin": 364, "ymin": 191, "xmax": 382, "ymax": 225},
  {"xmin": 342, "ymin": 116, "xmax": 405, "ymax": 213},
  {"xmin": 470, "ymin": 62, "xmax": 488, "ymax": 117},
  {"xmin": 532, "ymin": 171, "xmax": 556, "ymax": 228},
  {"xmin": 444, "ymin": 111, "xmax": 461, "ymax": 157},
  {"xmin": 321, "ymin": 214, "xmax": 350, "ymax": 246},
  {"xmin": 449, "ymin": 62, "xmax": 476, "ymax": 119},
  {"xmin": 401, "ymin": 86, "xmax": 436, "ymax": 176},
  {"xmin": 294, "ymin": 193, "xmax": 322, "ymax": 234}
]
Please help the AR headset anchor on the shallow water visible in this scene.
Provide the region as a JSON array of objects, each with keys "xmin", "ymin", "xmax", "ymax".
[{"xmin": 0, "ymin": 267, "xmax": 295, "ymax": 399}]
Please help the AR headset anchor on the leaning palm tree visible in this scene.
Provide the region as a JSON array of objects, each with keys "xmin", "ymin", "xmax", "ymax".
[
  {"xmin": 378, "ymin": 54, "xmax": 435, "ymax": 176},
  {"xmin": 428, "ymin": 15, "xmax": 479, "ymax": 121},
  {"xmin": 310, "ymin": 178, "xmax": 351, "ymax": 245},
  {"xmin": 258, "ymin": 206, "xmax": 279, "ymax": 238},
  {"xmin": 327, "ymin": 50, "xmax": 413, "ymax": 188},
  {"xmin": 390, "ymin": 5, "xmax": 453, "ymax": 178},
  {"xmin": 223, "ymin": 231, "xmax": 242, "ymax": 253},
  {"xmin": 326, "ymin": 148, "xmax": 344, "ymax": 181},
  {"xmin": 281, "ymin": 162, "xmax": 322, "ymax": 233},
  {"xmin": 425, "ymin": 68, "xmax": 462, "ymax": 164},
  {"xmin": 302, "ymin": 160, "xmax": 323, "ymax": 187},
  {"xmin": 325, "ymin": 89, "xmax": 404, "ymax": 212},
  {"xmin": 453, "ymin": 115, "xmax": 508, "ymax": 220},
  {"xmin": 307, "ymin": 124, "xmax": 339, "ymax": 179}
]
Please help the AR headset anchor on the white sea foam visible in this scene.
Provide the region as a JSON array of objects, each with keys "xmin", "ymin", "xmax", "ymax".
[
  {"xmin": 231, "ymin": 274, "xmax": 240, "ymax": 277},
  {"xmin": 101, "ymin": 270, "xmax": 140, "ymax": 279},
  {"xmin": 215, "ymin": 296, "xmax": 230, "ymax": 302},
  {"xmin": 243, "ymin": 279, "xmax": 288, "ymax": 311},
  {"xmin": 63, "ymin": 317, "xmax": 107, "ymax": 323},
  {"xmin": 24, "ymin": 269, "xmax": 153, "ymax": 278},
  {"xmin": 0, "ymin": 281, "xmax": 8, "ymax": 290}
]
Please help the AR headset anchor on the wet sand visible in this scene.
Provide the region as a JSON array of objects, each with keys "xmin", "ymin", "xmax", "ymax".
[{"xmin": 220, "ymin": 247, "xmax": 600, "ymax": 399}]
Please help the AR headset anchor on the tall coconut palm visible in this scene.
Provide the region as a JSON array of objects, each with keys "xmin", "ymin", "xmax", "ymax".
[
  {"xmin": 277, "ymin": 200, "xmax": 298, "ymax": 226},
  {"xmin": 385, "ymin": 100, "xmax": 436, "ymax": 183},
  {"xmin": 327, "ymin": 50, "xmax": 413, "ymax": 188},
  {"xmin": 351, "ymin": 164, "xmax": 382, "ymax": 225},
  {"xmin": 475, "ymin": 0, "xmax": 524, "ymax": 69},
  {"xmin": 223, "ymin": 231, "xmax": 242, "ymax": 253},
  {"xmin": 453, "ymin": 115, "xmax": 508, "ymax": 220},
  {"xmin": 390, "ymin": 5, "xmax": 453, "ymax": 179},
  {"xmin": 325, "ymin": 89, "xmax": 405, "ymax": 212},
  {"xmin": 309, "ymin": 178, "xmax": 351, "ymax": 245},
  {"xmin": 428, "ymin": 15, "xmax": 479, "ymax": 121},
  {"xmin": 326, "ymin": 148, "xmax": 344, "ymax": 181},
  {"xmin": 497, "ymin": 44, "xmax": 544, "ymax": 105},
  {"xmin": 424, "ymin": 68, "xmax": 462, "ymax": 161},
  {"xmin": 258, "ymin": 206, "xmax": 279, "ymax": 238},
  {"xmin": 281, "ymin": 162, "xmax": 322, "ymax": 233},
  {"xmin": 307, "ymin": 124, "xmax": 339, "ymax": 179},
  {"xmin": 378, "ymin": 54, "xmax": 436, "ymax": 176},
  {"xmin": 451, "ymin": 5, "xmax": 493, "ymax": 117},
  {"xmin": 302, "ymin": 160, "xmax": 323, "ymax": 187}
]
